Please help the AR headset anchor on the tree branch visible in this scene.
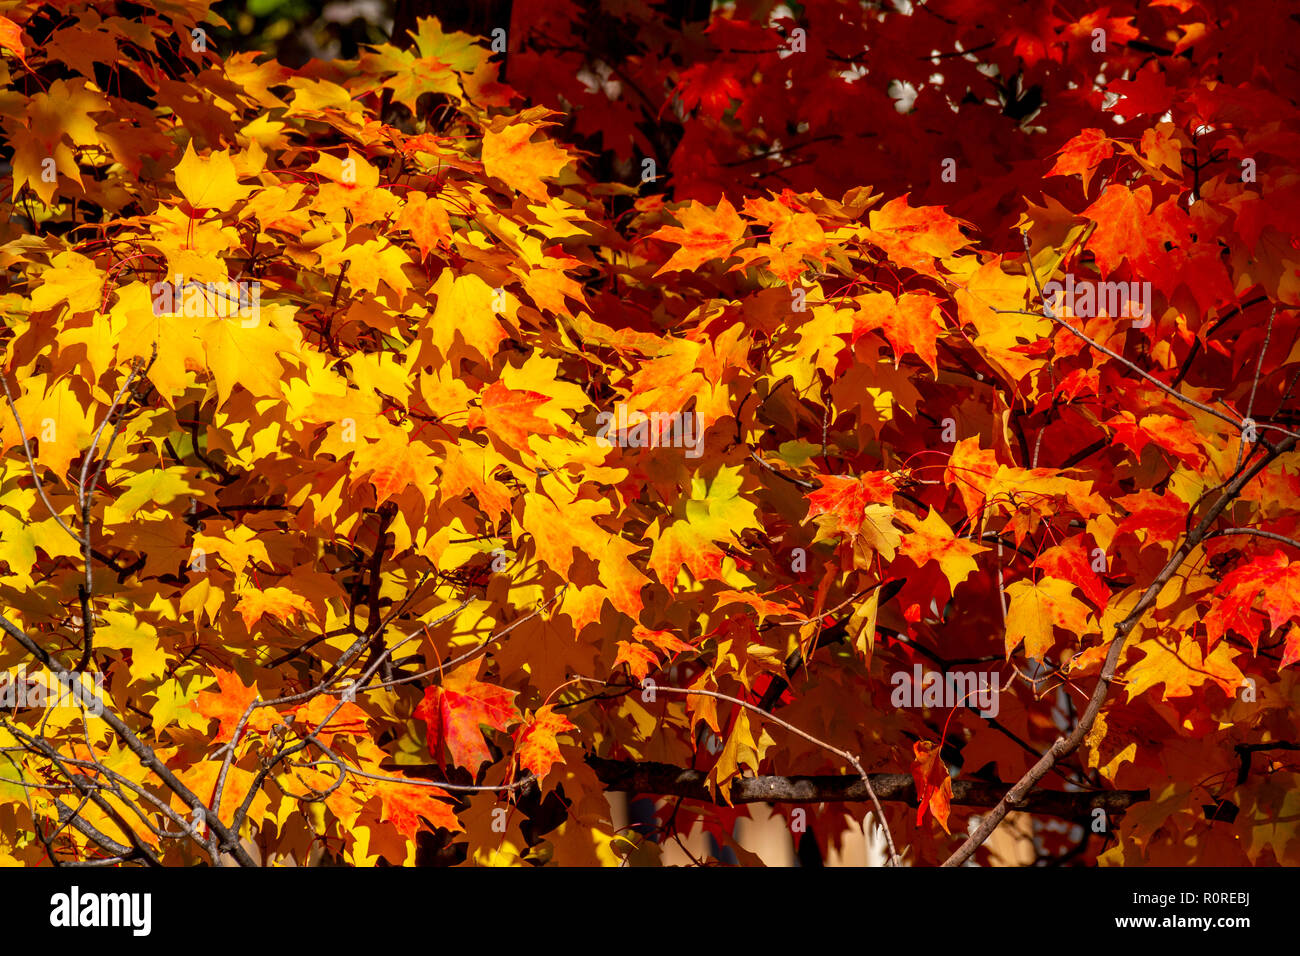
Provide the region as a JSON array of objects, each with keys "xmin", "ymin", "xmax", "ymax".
[
  {"xmin": 585, "ymin": 756, "xmax": 1148, "ymax": 820},
  {"xmin": 941, "ymin": 432, "xmax": 1299, "ymax": 866},
  {"xmin": 0, "ymin": 611, "xmax": 258, "ymax": 866}
]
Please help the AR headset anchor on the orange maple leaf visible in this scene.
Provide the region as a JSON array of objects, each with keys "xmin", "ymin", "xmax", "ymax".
[
  {"xmin": 292, "ymin": 694, "xmax": 370, "ymax": 744},
  {"xmin": 943, "ymin": 437, "xmax": 999, "ymax": 524},
  {"xmin": 374, "ymin": 779, "xmax": 462, "ymax": 838},
  {"xmin": 650, "ymin": 197, "xmax": 746, "ymax": 275},
  {"xmin": 467, "ymin": 381, "xmax": 558, "ymax": 448},
  {"xmin": 805, "ymin": 473, "xmax": 898, "ymax": 534},
  {"xmin": 897, "ymin": 508, "xmax": 986, "ymax": 594},
  {"xmin": 415, "ymin": 675, "xmax": 519, "ymax": 770},
  {"xmin": 515, "ymin": 705, "xmax": 577, "ymax": 779},
  {"xmin": 234, "ymin": 587, "xmax": 317, "ymax": 630},
  {"xmin": 853, "ymin": 291, "xmax": 946, "ymax": 374},
  {"xmin": 0, "ymin": 16, "xmax": 26, "ymax": 64},
  {"xmin": 350, "ymin": 430, "xmax": 438, "ymax": 505},
  {"xmin": 191, "ymin": 669, "xmax": 280, "ymax": 741},
  {"xmin": 1047, "ymin": 128, "xmax": 1113, "ymax": 193},
  {"xmin": 481, "ymin": 121, "xmax": 573, "ymax": 202},
  {"xmin": 866, "ymin": 194, "xmax": 969, "ymax": 274},
  {"xmin": 803, "ymin": 472, "xmax": 902, "ymax": 567},
  {"xmin": 614, "ymin": 626, "xmax": 695, "ymax": 680},
  {"xmin": 398, "ymin": 193, "xmax": 452, "ymax": 258}
]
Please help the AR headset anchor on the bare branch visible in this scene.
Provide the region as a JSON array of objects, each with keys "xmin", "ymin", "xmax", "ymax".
[
  {"xmin": 941, "ymin": 432, "xmax": 1298, "ymax": 866},
  {"xmin": 577, "ymin": 676, "xmax": 902, "ymax": 866},
  {"xmin": 1205, "ymin": 527, "xmax": 1300, "ymax": 550},
  {"xmin": 585, "ymin": 756, "xmax": 1148, "ymax": 819},
  {"xmin": 0, "ymin": 610, "xmax": 258, "ymax": 866}
]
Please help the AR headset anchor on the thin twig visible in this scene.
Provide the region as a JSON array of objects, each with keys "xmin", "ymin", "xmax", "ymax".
[
  {"xmin": 0, "ymin": 369, "xmax": 79, "ymax": 542},
  {"xmin": 576, "ymin": 675, "xmax": 902, "ymax": 866},
  {"xmin": 1205, "ymin": 527, "xmax": 1300, "ymax": 550},
  {"xmin": 942, "ymin": 433, "xmax": 1297, "ymax": 866}
]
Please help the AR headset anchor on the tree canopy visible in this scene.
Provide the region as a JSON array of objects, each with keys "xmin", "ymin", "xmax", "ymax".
[{"xmin": 0, "ymin": 0, "xmax": 1298, "ymax": 867}]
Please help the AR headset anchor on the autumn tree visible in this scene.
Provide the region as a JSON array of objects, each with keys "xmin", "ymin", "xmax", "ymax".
[{"xmin": 0, "ymin": 0, "xmax": 1298, "ymax": 868}]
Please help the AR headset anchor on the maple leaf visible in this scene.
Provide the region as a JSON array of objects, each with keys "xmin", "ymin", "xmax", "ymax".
[
  {"xmin": 649, "ymin": 197, "xmax": 747, "ymax": 275},
  {"xmin": 200, "ymin": 311, "xmax": 300, "ymax": 407},
  {"xmin": 399, "ymin": 193, "xmax": 452, "ymax": 258},
  {"xmin": 175, "ymin": 761, "xmax": 270, "ymax": 823},
  {"xmin": 30, "ymin": 250, "xmax": 104, "ymax": 315},
  {"xmin": 1138, "ymin": 124, "xmax": 1184, "ymax": 176},
  {"xmin": 9, "ymin": 79, "xmax": 108, "ymax": 203},
  {"xmin": 1033, "ymin": 538, "xmax": 1109, "ymax": 610},
  {"xmin": 944, "ymin": 437, "xmax": 999, "ymax": 524},
  {"xmin": 1082, "ymin": 184, "xmax": 1190, "ymax": 276},
  {"xmin": 673, "ymin": 62, "xmax": 744, "ymax": 121},
  {"xmin": 292, "ymin": 695, "xmax": 369, "ymax": 744},
  {"xmin": 515, "ymin": 705, "xmax": 577, "ymax": 779},
  {"xmin": 521, "ymin": 490, "xmax": 615, "ymax": 578},
  {"xmin": 738, "ymin": 204, "xmax": 829, "ymax": 282},
  {"xmin": 1004, "ymin": 577, "xmax": 1093, "ymax": 660},
  {"xmin": 108, "ymin": 467, "xmax": 196, "ymax": 520},
  {"xmin": 191, "ymin": 669, "xmax": 280, "ymax": 742},
  {"xmin": 866, "ymin": 194, "xmax": 969, "ymax": 274},
  {"xmin": 415, "ymin": 674, "xmax": 519, "ymax": 770},
  {"xmin": 0, "ymin": 17, "xmax": 26, "ymax": 64},
  {"xmin": 375, "ymin": 779, "xmax": 462, "ymax": 838},
  {"xmin": 1108, "ymin": 413, "xmax": 1207, "ymax": 468},
  {"xmin": 1204, "ymin": 551, "xmax": 1300, "ymax": 650},
  {"xmin": 911, "ymin": 740, "xmax": 953, "ymax": 833},
  {"xmin": 897, "ymin": 508, "xmax": 986, "ymax": 594},
  {"xmin": 1047, "ymin": 128, "xmax": 1114, "ymax": 193},
  {"xmin": 614, "ymin": 626, "xmax": 694, "ymax": 680},
  {"xmin": 805, "ymin": 473, "xmax": 897, "ymax": 530},
  {"xmin": 853, "ymin": 291, "xmax": 946, "ymax": 374},
  {"xmin": 427, "ymin": 270, "xmax": 510, "ymax": 364},
  {"xmin": 350, "ymin": 424, "xmax": 439, "ymax": 506},
  {"xmin": 234, "ymin": 587, "xmax": 317, "ymax": 630},
  {"xmin": 650, "ymin": 465, "xmax": 761, "ymax": 585},
  {"xmin": 1125, "ymin": 636, "xmax": 1244, "ymax": 702},
  {"xmin": 173, "ymin": 141, "xmax": 253, "ymax": 212},
  {"xmin": 467, "ymin": 381, "xmax": 560, "ymax": 448},
  {"xmin": 1115, "ymin": 489, "xmax": 1189, "ymax": 544},
  {"xmin": 1108, "ymin": 66, "xmax": 1175, "ymax": 119},
  {"xmin": 709, "ymin": 711, "xmax": 776, "ymax": 800},
  {"xmin": 482, "ymin": 121, "xmax": 573, "ymax": 202},
  {"xmin": 1281, "ymin": 625, "xmax": 1300, "ymax": 670},
  {"xmin": 950, "ymin": 254, "xmax": 1043, "ymax": 386},
  {"xmin": 1, "ymin": 374, "xmax": 92, "ymax": 481}
]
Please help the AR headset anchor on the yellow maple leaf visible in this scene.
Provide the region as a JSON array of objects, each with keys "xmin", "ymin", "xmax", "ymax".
[
  {"xmin": 898, "ymin": 507, "xmax": 986, "ymax": 593},
  {"xmin": 426, "ymin": 270, "xmax": 509, "ymax": 362},
  {"xmin": 173, "ymin": 141, "xmax": 254, "ymax": 212},
  {"xmin": 1124, "ymin": 635, "xmax": 1244, "ymax": 702},
  {"xmin": 30, "ymin": 250, "xmax": 103, "ymax": 315},
  {"xmin": 234, "ymin": 587, "xmax": 317, "ymax": 629},
  {"xmin": 1005, "ymin": 576, "xmax": 1093, "ymax": 660},
  {"xmin": 482, "ymin": 121, "xmax": 573, "ymax": 202},
  {"xmin": 1, "ymin": 373, "xmax": 93, "ymax": 482}
]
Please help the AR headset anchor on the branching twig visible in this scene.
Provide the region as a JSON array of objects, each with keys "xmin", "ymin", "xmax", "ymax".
[
  {"xmin": 942, "ymin": 433, "xmax": 1297, "ymax": 866},
  {"xmin": 586, "ymin": 756, "xmax": 1149, "ymax": 818},
  {"xmin": 577, "ymin": 676, "xmax": 902, "ymax": 866}
]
